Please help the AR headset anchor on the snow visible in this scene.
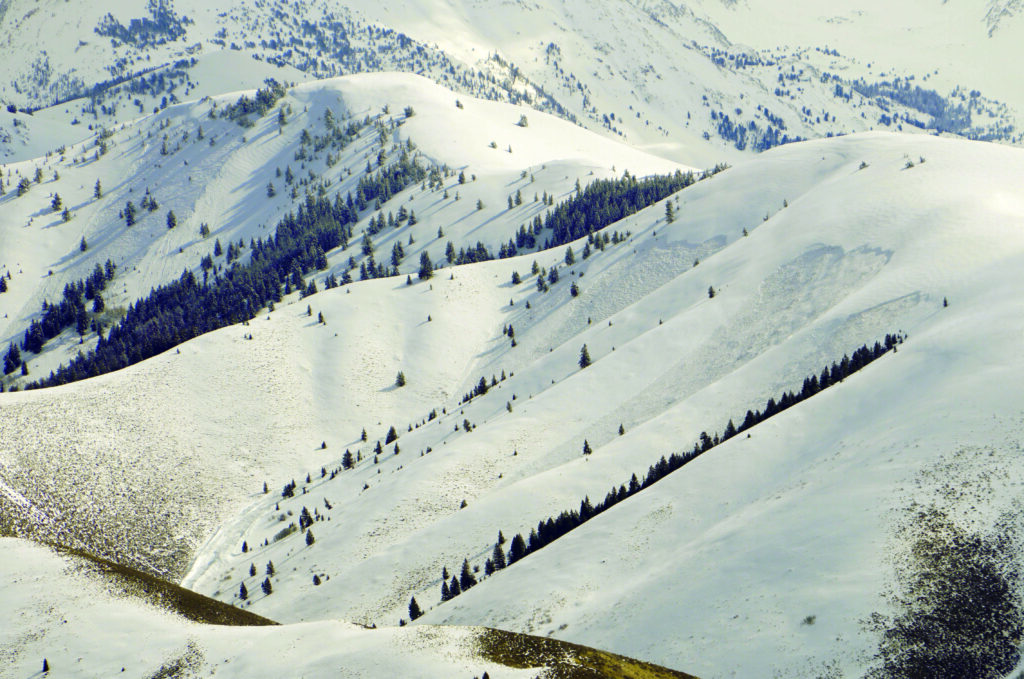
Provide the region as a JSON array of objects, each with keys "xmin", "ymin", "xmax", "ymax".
[
  {"xmin": 6, "ymin": 127, "xmax": 1024, "ymax": 676},
  {"xmin": 0, "ymin": 70, "xmax": 684, "ymax": 386},
  {"xmin": 0, "ymin": 538, "xmax": 533, "ymax": 679}
]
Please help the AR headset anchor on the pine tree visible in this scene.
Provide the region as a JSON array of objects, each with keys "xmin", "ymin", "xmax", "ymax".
[
  {"xmin": 305, "ymin": 529, "xmax": 315, "ymax": 546},
  {"xmin": 449, "ymin": 575, "xmax": 461, "ymax": 597},
  {"xmin": 579, "ymin": 344, "xmax": 591, "ymax": 369},
  {"xmin": 492, "ymin": 542, "xmax": 507, "ymax": 570},
  {"xmin": 408, "ymin": 596, "xmax": 423, "ymax": 620},
  {"xmin": 94, "ymin": 179, "xmax": 102, "ymax": 198},
  {"xmin": 508, "ymin": 534, "xmax": 527, "ymax": 563},
  {"xmin": 61, "ymin": 207, "xmax": 70, "ymax": 222},
  {"xmin": 441, "ymin": 580, "xmax": 451, "ymax": 601},
  {"xmin": 124, "ymin": 201, "xmax": 136, "ymax": 226},
  {"xmin": 708, "ymin": 285, "xmax": 715, "ymax": 298},
  {"xmin": 564, "ymin": 246, "xmax": 575, "ymax": 265},
  {"xmin": 582, "ymin": 440, "xmax": 592, "ymax": 455},
  {"xmin": 0, "ymin": 277, "xmax": 6, "ymax": 293},
  {"xmin": 395, "ymin": 371, "xmax": 406, "ymax": 387},
  {"xmin": 51, "ymin": 193, "xmax": 62, "ymax": 211},
  {"xmin": 266, "ymin": 561, "xmax": 275, "ymax": 576},
  {"xmin": 418, "ymin": 250, "xmax": 433, "ymax": 280},
  {"xmin": 239, "ymin": 582, "xmax": 249, "ymax": 600},
  {"xmin": 79, "ymin": 236, "xmax": 88, "ymax": 252},
  {"xmin": 262, "ymin": 577, "xmax": 272, "ymax": 595},
  {"xmin": 166, "ymin": 210, "xmax": 177, "ymax": 229},
  {"xmin": 250, "ymin": 563, "xmax": 257, "ymax": 577},
  {"xmin": 342, "ymin": 449, "xmax": 354, "ymax": 469},
  {"xmin": 665, "ymin": 199, "xmax": 675, "ymax": 223},
  {"xmin": 460, "ymin": 559, "xmax": 477, "ymax": 590},
  {"xmin": 618, "ymin": 423, "xmax": 625, "ymax": 435},
  {"xmin": 267, "ymin": 181, "xmax": 276, "ymax": 197}
]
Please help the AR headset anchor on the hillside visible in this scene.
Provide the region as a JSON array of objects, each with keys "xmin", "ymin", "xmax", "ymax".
[
  {"xmin": 0, "ymin": 71, "xmax": 683, "ymax": 388},
  {"xmin": 0, "ymin": 538, "xmax": 699, "ymax": 679},
  {"xmin": 2, "ymin": 0, "xmax": 1018, "ymax": 166},
  {"xmin": 5, "ymin": 131, "xmax": 1024, "ymax": 676}
]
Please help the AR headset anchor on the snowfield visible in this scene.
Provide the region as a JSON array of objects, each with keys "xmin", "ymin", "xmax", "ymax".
[{"xmin": 5, "ymin": 126, "xmax": 1024, "ymax": 676}]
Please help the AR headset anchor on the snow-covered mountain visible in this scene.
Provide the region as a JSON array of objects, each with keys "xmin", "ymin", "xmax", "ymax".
[
  {"xmin": 2, "ymin": 0, "xmax": 1020, "ymax": 166},
  {"xmin": 4, "ymin": 3, "xmax": 1024, "ymax": 678},
  {"xmin": 5, "ymin": 128, "xmax": 1024, "ymax": 676},
  {"xmin": 0, "ymin": 72, "xmax": 683, "ymax": 385}
]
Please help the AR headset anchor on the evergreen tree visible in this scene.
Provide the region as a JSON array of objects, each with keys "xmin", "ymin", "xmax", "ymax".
[
  {"xmin": 62, "ymin": 207, "xmax": 70, "ymax": 223},
  {"xmin": 408, "ymin": 596, "xmax": 423, "ymax": 621},
  {"xmin": 570, "ymin": 282, "xmax": 579, "ymax": 297},
  {"xmin": 305, "ymin": 529, "xmax": 315, "ymax": 546},
  {"xmin": 342, "ymin": 449, "xmax": 354, "ymax": 469},
  {"xmin": 3, "ymin": 342, "xmax": 21, "ymax": 374},
  {"xmin": 124, "ymin": 201, "xmax": 136, "ymax": 226},
  {"xmin": 492, "ymin": 542, "xmax": 507, "ymax": 570},
  {"xmin": 418, "ymin": 250, "xmax": 433, "ymax": 280},
  {"xmin": 16, "ymin": 177, "xmax": 30, "ymax": 196},
  {"xmin": 619, "ymin": 423, "xmax": 625, "ymax": 435},
  {"xmin": 508, "ymin": 534, "xmax": 527, "ymax": 564},
  {"xmin": 79, "ymin": 237, "xmax": 88, "ymax": 252},
  {"xmin": 708, "ymin": 285, "xmax": 716, "ymax": 298},
  {"xmin": 239, "ymin": 582, "xmax": 248, "ymax": 600},
  {"xmin": 386, "ymin": 426, "xmax": 399, "ymax": 443},
  {"xmin": 51, "ymin": 193, "xmax": 62, "ymax": 211},
  {"xmin": 564, "ymin": 246, "xmax": 575, "ymax": 265},
  {"xmin": 266, "ymin": 181, "xmax": 276, "ymax": 197},
  {"xmin": 166, "ymin": 210, "xmax": 177, "ymax": 229},
  {"xmin": 665, "ymin": 199, "xmax": 675, "ymax": 223},
  {"xmin": 266, "ymin": 561, "xmax": 275, "ymax": 576},
  {"xmin": 476, "ymin": 199, "xmax": 484, "ymax": 211},
  {"xmin": 94, "ymin": 179, "xmax": 102, "ymax": 198},
  {"xmin": 43, "ymin": 659, "xmax": 49, "ymax": 673},
  {"xmin": 579, "ymin": 344, "xmax": 592, "ymax": 369},
  {"xmin": 460, "ymin": 559, "xmax": 477, "ymax": 590},
  {"xmin": 395, "ymin": 371, "xmax": 406, "ymax": 387},
  {"xmin": 261, "ymin": 577, "xmax": 272, "ymax": 595},
  {"xmin": 441, "ymin": 580, "xmax": 450, "ymax": 601},
  {"xmin": 0, "ymin": 277, "xmax": 6, "ymax": 293},
  {"xmin": 249, "ymin": 563, "xmax": 257, "ymax": 577},
  {"xmin": 448, "ymin": 576, "xmax": 461, "ymax": 597},
  {"xmin": 582, "ymin": 440, "xmax": 593, "ymax": 455}
]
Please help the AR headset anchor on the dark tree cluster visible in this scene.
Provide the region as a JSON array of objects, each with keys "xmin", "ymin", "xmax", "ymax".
[
  {"xmin": 218, "ymin": 79, "xmax": 288, "ymax": 125},
  {"xmin": 537, "ymin": 167, "xmax": 725, "ymax": 250},
  {"xmin": 26, "ymin": 147, "xmax": 435, "ymax": 389},
  {"xmin": 438, "ymin": 334, "xmax": 904, "ymax": 602},
  {"xmin": 21, "ymin": 260, "xmax": 117, "ymax": 355}
]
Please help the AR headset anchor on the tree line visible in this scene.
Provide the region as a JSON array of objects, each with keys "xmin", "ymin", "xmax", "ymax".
[{"xmin": 436, "ymin": 333, "xmax": 905, "ymax": 605}]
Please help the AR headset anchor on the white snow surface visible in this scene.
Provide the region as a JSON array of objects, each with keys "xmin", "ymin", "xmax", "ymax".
[
  {"xmin": 0, "ymin": 538, "xmax": 532, "ymax": 679},
  {"xmin": 5, "ymin": 130, "xmax": 1024, "ymax": 677},
  {"xmin": 0, "ymin": 71, "xmax": 683, "ymax": 385}
]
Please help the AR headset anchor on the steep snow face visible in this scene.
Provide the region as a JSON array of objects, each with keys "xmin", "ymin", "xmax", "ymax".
[
  {"xmin": 0, "ymin": 71, "xmax": 683, "ymax": 389},
  {"xmin": 0, "ymin": 538, "xmax": 534, "ymax": 679},
  {"xmin": 6, "ymin": 130, "xmax": 1024, "ymax": 676}
]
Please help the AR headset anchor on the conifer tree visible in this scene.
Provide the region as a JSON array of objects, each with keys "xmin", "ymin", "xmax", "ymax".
[
  {"xmin": 408, "ymin": 596, "xmax": 423, "ymax": 621},
  {"xmin": 305, "ymin": 529, "xmax": 315, "ymax": 546},
  {"xmin": 239, "ymin": 582, "xmax": 248, "ymax": 600},
  {"xmin": 579, "ymin": 344, "xmax": 591, "ymax": 369},
  {"xmin": 395, "ymin": 371, "xmax": 406, "ymax": 387},
  {"xmin": 418, "ymin": 250, "xmax": 433, "ymax": 280},
  {"xmin": 262, "ymin": 578, "xmax": 272, "ymax": 595},
  {"xmin": 94, "ymin": 179, "xmax": 102, "ymax": 198},
  {"xmin": 582, "ymin": 440, "xmax": 593, "ymax": 455},
  {"xmin": 166, "ymin": 210, "xmax": 177, "ymax": 229},
  {"xmin": 665, "ymin": 199, "xmax": 675, "ymax": 223}
]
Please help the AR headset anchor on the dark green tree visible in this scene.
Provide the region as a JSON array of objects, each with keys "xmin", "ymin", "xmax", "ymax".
[
  {"xmin": 408, "ymin": 596, "xmax": 423, "ymax": 621},
  {"xmin": 579, "ymin": 344, "xmax": 591, "ymax": 369},
  {"xmin": 418, "ymin": 250, "xmax": 433, "ymax": 280}
]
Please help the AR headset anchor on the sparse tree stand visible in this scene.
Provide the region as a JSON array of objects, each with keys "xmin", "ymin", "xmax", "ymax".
[{"xmin": 579, "ymin": 344, "xmax": 592, "ymax": 369}]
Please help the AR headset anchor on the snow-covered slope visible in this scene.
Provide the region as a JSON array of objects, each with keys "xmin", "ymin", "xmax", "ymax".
[
  {"xmin": 3, "ymin": 537, "xmax": 684, "ymax": 679},
  {"xmin": 5, "ymin": 131, "xmax": 1024, "ymax": 676},
  {"xmin": 0, "ymin": 71, "xmax": 683, "ymax": 386},
  {"xmin": 3, "ymin": 0, "xmax": 1018, "ymax": 165}
]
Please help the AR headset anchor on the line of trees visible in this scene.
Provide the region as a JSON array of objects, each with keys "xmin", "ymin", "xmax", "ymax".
[{"xmin": 438, "ymin": 333, "xmax": 905, "ymax": 605}]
